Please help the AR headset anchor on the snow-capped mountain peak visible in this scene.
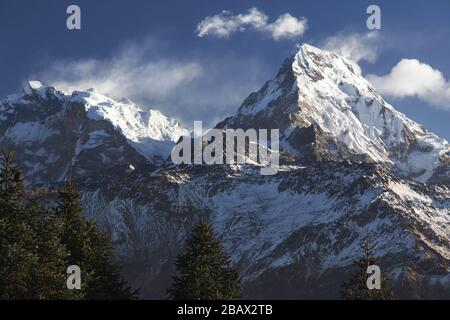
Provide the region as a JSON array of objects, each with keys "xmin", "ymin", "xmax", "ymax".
[
  {"xmin": 219, "ymin": 43, "xmax": 449, "ymax": 184},
  {"xmin": 294, "ymin": 43, "xmax": 449, "ymax": 182},
  {"xmin": 0, "ymin": 82, "xmax": 190, "ymax": 185},
  {"xmin": 70, "ymin": 89, "xmax": 190, "ymax": 160}
]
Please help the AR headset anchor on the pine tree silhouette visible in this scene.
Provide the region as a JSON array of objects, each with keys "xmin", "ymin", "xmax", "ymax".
[
  {"xmin": 0, "ymin": 151, "xmax": 75, "ymax": 299},
  {"xmin": 57, "ymin": 180, "xmax": 137, "ymax": 299},
  {"xmin": 0, "ymin": 152, "xmax": 135, "ymax": 299},
  {"xmin": 341, "ymin": 240, "xmax": 395, "ymax": 300},
  {"xmin": 168, "ymin": 220, "xmax": 241, "ymax": 300}
]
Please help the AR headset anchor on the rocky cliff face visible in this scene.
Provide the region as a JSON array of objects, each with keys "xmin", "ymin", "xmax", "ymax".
[{"xmin": 1, "ymin": 45, "xmax": 449, "ymax": 299}]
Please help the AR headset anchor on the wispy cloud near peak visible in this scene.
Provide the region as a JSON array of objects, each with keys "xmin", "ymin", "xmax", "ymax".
[
  {"xmin": 31, "ymin": 39, "xmax": 269, "ymax": 127},
  {"xmin": 322, "ymin": 31, "xmax": 381, "ymax": 63}
]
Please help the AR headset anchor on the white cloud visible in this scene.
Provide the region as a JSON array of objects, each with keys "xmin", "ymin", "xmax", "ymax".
[
  {"xmin": 196, "ymin": 8, "xmax": 267, "ymax": 38},
  {"xmin": 322, "ymin": 32, "xmax": 380, "ymax": 63},
  {"xmin": 321, "ymin": 31, "xmax": 450, "ymax": 110},
  {"xmin": 366, "ymin": 59, "xmax": 450, "ymax": 110},
  {"xmin": 196, "ymin": 7, "xmax": 307, "ymax": 40},
  {"xmin": 33, "ymin": 40, "xmax": 269, "ymax": 127},
  {"xmin": 266, "ymin": 14, "xmax": 308, "ymax": 41}
]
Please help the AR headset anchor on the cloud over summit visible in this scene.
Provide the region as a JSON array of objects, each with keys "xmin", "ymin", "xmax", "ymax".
[
  {"xmin": 322, "ymin": 32, "xmax": 381, "ymax": 64},
  {"xmin": 196, "ymin": 7, "xmax": 307, "ymax": 40}
]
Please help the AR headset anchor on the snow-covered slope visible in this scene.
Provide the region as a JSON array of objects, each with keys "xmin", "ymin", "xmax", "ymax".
[
  {"xmin": 0, "ymin": 81, "xmax": 189, "ymax": 185},
  {"xmin": 218, "ymin": 44, "xmax": 450, "ymax": 184},
  {"xmin": 80, "ymin": 161, "xmax": 450, "ymax": 299}
]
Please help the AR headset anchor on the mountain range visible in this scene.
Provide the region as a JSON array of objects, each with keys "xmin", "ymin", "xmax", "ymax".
[{"xmin": 1, "ymin": 44, "xmax": 449, "ymax": 299}]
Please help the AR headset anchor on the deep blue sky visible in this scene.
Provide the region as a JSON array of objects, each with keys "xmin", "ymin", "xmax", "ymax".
[{"xmin": 0, "ymin": 0, "xmax": 449, "ymax": 139}]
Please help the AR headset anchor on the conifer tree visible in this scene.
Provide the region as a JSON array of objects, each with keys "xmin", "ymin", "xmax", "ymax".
[
  {"xmin": 0, "ymin": 152, "xmax": 134, "ymax": 299},
  {"xmin": 0, "ymin": 152, "xmax": 34, "ymax": 298},
  {"xmin": 25, "ymin": 199, "xmax": 80, "ymax": 299},
  {"xmin": 168, "ymin": 221, "xmax": 241, "ymax": 300},
  {"xmin": 57, "ymin": 181, "xmax": 136, "ymax": 299},
  {"xmin": 341, "ymin": 240, "xmax": 395, "ymax": 300},
  {"xmin": 0, "ymin": 151, "xmax": 74, "ymax": 299}
]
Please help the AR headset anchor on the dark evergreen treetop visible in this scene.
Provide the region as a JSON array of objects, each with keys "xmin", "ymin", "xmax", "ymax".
[
  {"xmin": 341, "ymin": 240, "xmax": 395, "ymax": 300},
  {"xmin": 0, "ymin": 151, "xmax": 76, "ymax": 299},
  {"xmin": 0, "ymin": 152, "xmax": 135, "ymax": 300},
  {"xmin": 57, "ymin": 180, "xmax": 137, "ymax": 300},
  {"xmin": 168, "ymin": 221, "xmax": 241, "ymax": 300}
]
